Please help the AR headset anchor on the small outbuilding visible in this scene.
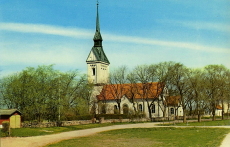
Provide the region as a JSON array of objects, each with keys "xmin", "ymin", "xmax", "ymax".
[{"xmin": 0, "ymin": 109, "xmax": 22, "ymax": 128}]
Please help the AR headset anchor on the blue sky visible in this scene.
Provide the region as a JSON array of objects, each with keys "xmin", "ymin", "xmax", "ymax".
[{"xmin": 0, "ymin": 0, "xmax": 230, "ymax": 77}]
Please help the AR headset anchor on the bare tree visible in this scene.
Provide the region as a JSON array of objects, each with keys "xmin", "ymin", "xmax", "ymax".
[
  {"xmin": 126, "ymin": 72, "xmax": 139, "ymax": 113},
  {"xmin": 168, "ymin": 63, "xmax": 191, "ymax": 123},
  {"xmin": 133, "ymin": 65, "xmax": 159, "ymax": 119},
  {"xmin": 204, "ymin": 65, "xmax": 228, "ymax": 121},
  {"xmin": 186, "ymin": 68, "xmax": 207, "ymax": 122},
  {"xmin": 108, "ymin": 66, "xmax": 128, "ymax": 114},
  {"xmin": 151, "ymin": 62, "xmax": 174, "ymax": 117}
]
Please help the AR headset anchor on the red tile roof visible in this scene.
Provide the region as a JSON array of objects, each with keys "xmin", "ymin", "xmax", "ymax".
[
  {"xmin": 216, "ymin": 105, "xmax": 222, "ymax": 110},
  {"xmin": 97, "ymin": 82, "xmax": 164, "ymax": 101}
]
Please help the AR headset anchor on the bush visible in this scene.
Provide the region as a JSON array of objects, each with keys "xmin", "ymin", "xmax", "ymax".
[
  {"xmin": 1, "ymin": 121, "xmax": 10, "ymax": 136},
  {"xmin": 75, "ymin": 114, "xmax": 94, "ymax": 120},
  {"xmin": 74, "ymin": 113, "xmax": 145, "ymax": 121},
  {"xmin": 96, "ymin": 114, "xmax": 129, "ymax": 119},
  {"xmin": 127, "ymin": 110, "xmax": 146, "ymax": 120},
  {"xmin": 56, "ymin": 121, "xmax": 63, "ymax": 127}
]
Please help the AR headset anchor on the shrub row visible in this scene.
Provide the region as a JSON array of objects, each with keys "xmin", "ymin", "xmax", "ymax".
[
  {"xmin": 75, "ymin": 114, "xmax": 145, "ymax": 120},
  {"xmin": 65, "ymin": 114, "xmax": 130, "ymax": 120},
  {"xmin": 1, "ymin": 121, "xmax": 10, "ymax": 137}
]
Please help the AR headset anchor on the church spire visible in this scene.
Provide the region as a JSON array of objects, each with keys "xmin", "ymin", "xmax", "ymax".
[
  {"xmin": 96, "ymin": 1, "xmax": 100, "ymax": 32},
  {"xmin": 86, "ymin": 1, "xmax": 110, "ymax": 85},
  {"xmin": 93, "ymin": 1, "xmax": 103, "ymax": 46}
]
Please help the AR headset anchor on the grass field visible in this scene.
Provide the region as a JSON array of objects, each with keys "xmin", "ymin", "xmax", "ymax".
[
  {"xmin": 1, "ymin": 119, "xmax": 230, "ymax": 137},
  {"xmin": 46, "ymin": 127, "xmax": 230, "ymax": 147},
  {"xmin": 162, "ymin": 119, "xmax": 230, "ymax": 126},
  {"xmin": 0, "ymin": 123, "xmax": 128, "ymax": 137}
]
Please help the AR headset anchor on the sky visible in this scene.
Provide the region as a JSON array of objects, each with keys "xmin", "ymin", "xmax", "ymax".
[{"xmin": 0, "ymin": 0, "xmax": 230, "ymax": 77}]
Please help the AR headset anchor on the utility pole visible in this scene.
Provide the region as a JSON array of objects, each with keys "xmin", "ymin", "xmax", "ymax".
[{"xmin": 58, "ymin": 75, "xmax": 61, "ymax": 122}]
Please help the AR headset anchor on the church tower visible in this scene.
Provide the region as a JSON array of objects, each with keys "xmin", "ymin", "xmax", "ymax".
[{"xmin": 86, "ymin": 2, "xmax": 110, "ymax": 85}]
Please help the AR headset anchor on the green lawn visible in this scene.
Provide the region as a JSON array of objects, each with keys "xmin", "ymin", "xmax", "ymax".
[
  {"xmin": 162, "ymin": 119, "xmax": 230, "ymax": 126},
  {"xmin": 1, "ymin": 122, "xmax": 146, "ymax": 137},
  {"xmin": 1, "ymin": 123, "xmax": 128, "ymax": 137},
  {"xmin": 46, "ymin": 127, "xmax": 230, "ymax": 147}
]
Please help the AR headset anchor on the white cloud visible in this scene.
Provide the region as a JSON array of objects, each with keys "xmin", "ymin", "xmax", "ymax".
[
  {"xmin": 0, "ymin": 22, "xmax": 229, "ymax": 54},
  {"xmin": 104, "ymin": 34, "xmax": 230, "ymax": 53},
  {"xmin": 158, "ymin": 19, "xmax": 230, "ymax": 33},
  {"xmin": 0, "ymin": 22, "xmax": 92, "ymax": 39},
  {"xmin": 0, "ymin": 22, "xmax": 229, "ymax": 78},
  {"xmin": 0, "ymin": 47, "xmax": 85, "ymax": 66}
]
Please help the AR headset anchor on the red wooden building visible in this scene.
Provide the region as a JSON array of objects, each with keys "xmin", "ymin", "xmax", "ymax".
[{"xmin": 0, "ymin": 109, "xmax": 22, "ymax": 128}]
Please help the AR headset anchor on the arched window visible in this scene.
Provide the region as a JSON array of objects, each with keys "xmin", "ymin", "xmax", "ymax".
[
  {"xmin": 123, "ymin": 104, "xmax": 129, "ymax": 114},
  {"xmin": 151, "ymin": 105, "xmax": 155, "ymax": 113},
  {"xmin": 170, "ymin": 108, "xmax": 174, "ymax": 114},
  {"xmin": 114, "ymin": 105, "xmax": 118, "ymax": 114},
  {"xmin": 139, "ymin": 104, "xmax": 143, "ymax": 112}
]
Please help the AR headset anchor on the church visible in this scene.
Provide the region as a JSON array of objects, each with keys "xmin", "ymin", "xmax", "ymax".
[{"xmin": 86, "ymin": 3, "xmax": 183, "ymax": 119}]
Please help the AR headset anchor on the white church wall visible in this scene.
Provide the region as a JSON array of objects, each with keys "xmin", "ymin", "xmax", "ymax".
[{"xmin": 97, "ymin": 96, "xmax": 175, "ymax": 118}]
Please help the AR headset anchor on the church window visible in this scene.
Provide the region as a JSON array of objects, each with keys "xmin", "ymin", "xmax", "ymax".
[
  {"xmin": 151, "ymin": 105, "xmax": 155, "ymax": 113},
  {"xmin": 139, "ymin": 104, "xmax": 143, "ymax": 112},
  {"xmin": 92, "ymin": 68, "xmax": 96, "ymax": 76},
  {"xmin": 170, "ymin": 108, "xmax": 174, "ymax": 114},
  {"xmin": 114, "ymin": 105, "xmax": 118, "ymax": 114},
  {"xmin": 123, "ymin": 104, "xmax": 129, "ymax": 114},
  {"xmin": 101, "ymin": 104, "xmax": 106, "ymax": 114}
]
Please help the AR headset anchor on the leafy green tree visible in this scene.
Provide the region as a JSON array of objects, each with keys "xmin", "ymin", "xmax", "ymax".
[{"xmin": 0, "ymin": 65, "xmax": 92, "ymax": 122}]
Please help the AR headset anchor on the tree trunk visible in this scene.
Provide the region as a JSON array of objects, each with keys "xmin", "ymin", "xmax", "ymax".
[
  {"xmin": 132, "ymin": 103, "xmax": 137, "ymax": 112},
  {"xmin": 212, "ymin": 109, "xmax": 216, "ymax": 121},
  {"xmin": 148, "ymin": 105, "xmax": 152, "ymax": 120},
  {"xmin": 222, "ymin": 100, "xmax": 224, "ymax": 120},
  {"xmin": 183, "ymin": 109, "xmax": 187, "ymax": 123},
  {"xmin": 118, "ymin": 103, "xmax": 121, "ymax": 114},
  {"xmin": 163, "ymin": 110, "xmax": 166, "ymax": 117},
  {"xmin": 197, "ymin": 111, "xmax": 201, "ymax": 122}
]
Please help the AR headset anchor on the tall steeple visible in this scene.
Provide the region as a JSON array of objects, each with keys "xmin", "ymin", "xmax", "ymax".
[
  {"xmin": 93, "ymin": 1, "xmax": 103, "ymax": 47},
  {"xmin": 96, "ymin": 2, "xmax": 100, "ymax": 32},
  {"xmin": 86, "ymin": 1, "xmax": 110, "ymax": 85}
]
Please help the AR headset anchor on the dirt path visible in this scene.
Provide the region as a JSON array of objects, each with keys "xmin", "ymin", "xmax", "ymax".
[
  {"xmin": 220, "ymin": 132, "xmax": 230, "ymax": 147},
  {"xmin": 1, "ymin": 123, "xmax": 230, "ymax": 147}
]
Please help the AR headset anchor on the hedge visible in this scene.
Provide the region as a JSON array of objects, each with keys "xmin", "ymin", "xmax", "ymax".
[{"xmin": 1, "ymin": 121, "xmax": 10, "ymax": 136}]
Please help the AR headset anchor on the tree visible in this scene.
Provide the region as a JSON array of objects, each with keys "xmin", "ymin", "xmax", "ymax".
[
  {"xmin": 126, "ymin": 71, "xmax": 139, "ymax": 113},
  {"xmin": 0, "ymin": 65, "xmax": 92, "ymax": 122},
  {"xmin": 225, "ymin": 70, "xmax": 230, "ymax": 119},
  {"xmin": 168, "ymin": 63, "xmax": 191, "ymax": 123},
  {"xmin": 204, "ymin": 65, "xmax": 228, "ymax": 121},
  {"xmin": 186, "ymin": 68, "xmax": 207, "ymax": 122},
  {"xmin": 151, "ymin": 62, "xmax": 174, "ymax": 117},
  {"xmin": 108, "ymin": 66, "xmax": 128, "ymax": 114},
  {"xmin": 132, "ymin": 65, "xmax": 158, "ymax": 119}
]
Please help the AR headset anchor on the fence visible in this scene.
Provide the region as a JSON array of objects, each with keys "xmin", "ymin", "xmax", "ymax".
[{"xmin": 21, "ymin": 118, "xmax": 150, "ymax": 128}]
